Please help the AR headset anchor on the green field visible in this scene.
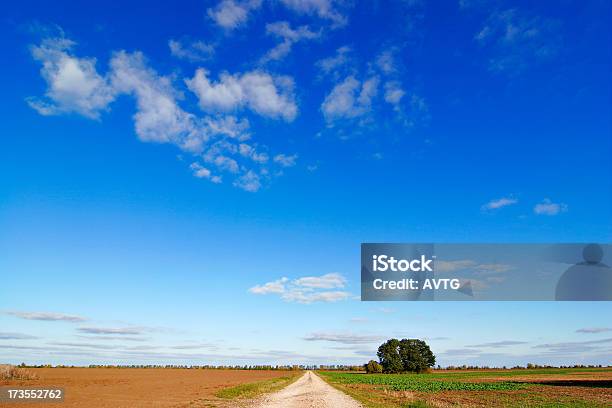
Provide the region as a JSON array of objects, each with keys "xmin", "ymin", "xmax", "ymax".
[
  {"xmin": 320, "ymin": 371, "xmax": 526, "ymax": 391},
  {"xmin": 319, "ymin": 368, "xmax": 612, "ymax": 408}
]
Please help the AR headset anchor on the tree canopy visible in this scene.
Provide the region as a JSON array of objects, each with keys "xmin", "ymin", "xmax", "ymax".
[
  {"xmin": 376, "ymin": 338, "xmax": 435, "ymax": 373},
  {"xmin": 365, "ymin": 360, "xmax": 383, "ymax": 373}
]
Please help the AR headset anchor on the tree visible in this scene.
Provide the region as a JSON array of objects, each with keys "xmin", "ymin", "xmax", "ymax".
[
  {"xmin": 365, "ymin": 360, "xmax": 383, "ymax": 374},
  {"xmin": 377, "ymin": 339, "xmax": 404, "ymax": 373},
  {"xmin": 376, "ymin": 338, "xmax": 436, "ymax": 373},
  {"xmin": 398, "ymin": 339, "xmax": 435, "ymax": 373}
]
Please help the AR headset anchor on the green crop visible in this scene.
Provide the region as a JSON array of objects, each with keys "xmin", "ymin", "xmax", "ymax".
[{"xmin": 319, "ymin": 371, "xmax": 526, "ymax": 392}]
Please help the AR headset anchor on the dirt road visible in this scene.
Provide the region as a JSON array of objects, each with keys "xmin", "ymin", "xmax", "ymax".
[{"xmin": 252, "ymin": 371, "xmax": 363, "ymax": 408}]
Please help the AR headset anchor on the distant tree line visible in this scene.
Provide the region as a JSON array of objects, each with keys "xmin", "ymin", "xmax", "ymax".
[
  {"xmin": 436, "ymin": 363, "xmax": 608, "ymax": 370},
  {"xmin": 14, "ymin": 362, "xmax": 610, "ymax": 370},
  {"xmin": 15, "ymin": 363, "xmax": 363, "ymax": 370}
]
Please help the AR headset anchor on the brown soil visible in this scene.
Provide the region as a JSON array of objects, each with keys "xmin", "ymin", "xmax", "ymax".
[{"xmin": 0, "ymin": 368, "xmax": 293, "ymax": 408}]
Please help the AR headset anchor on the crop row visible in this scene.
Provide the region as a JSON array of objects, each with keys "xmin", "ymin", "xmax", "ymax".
[{"xmin": 320, "ymin": 372, "xmax": 525, "ymax": 392}]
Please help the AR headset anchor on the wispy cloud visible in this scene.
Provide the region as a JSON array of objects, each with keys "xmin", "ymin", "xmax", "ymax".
[
  {"xmin": 316, "ymin": 46, "xmax": 353, "ymax": 78},
  {"xmin": 319, "ymin": 45, "xmax": 427, "ymax": 130},
  {"xmin": 0, "ymin": 332, "xmax": 38, "ymax": 340},
  {"xmin": 169, "ymin": 343, "xmax": 219, "ymax": 350},
  {"xmin": 384, "ymin": 81, "xmax": 405, "ymax": 106},
  {"xmin": 473, "ymin": 7, "xmax": 561, "ymax": 74},
  {"xmin": 534, "ymin": 198, "xmax": 567, "ymax": 215},
  {"xmin": 482, "ymin": 196, "xmax": 518, "ymax": 210},
  {"xmin": 248, "ymin": 277, "xmax": 288, "ymax": 295},
  {"xmin": 303, "ymin": 332, "xmax": 383, "ymax": 344},
  {"xmin": 576, "ymin": 327, "xmax": 612, "ymax": 334},
  {"xmin": 249, "ymin": 273, "xmax": 351, "ymax": 303},
  {"xmin": 48, "ymin": 341, "xmax": 117, "ymax": 350},
  {"xmin": 76, "ymin": 327, "xmax": 147, "ymax": 335},
  {"xmin": 321, "ymin": 76, "xmax": 379, "ymax": 122},
  {"xmin": 294, "ymin": 273, "xmax": 346, "ymax": 289},
  {"xmin": 207, "ymin": 0, "xmax": 347, "ymax": 31},
  {"xmin": 262, "ymin": 21, "xmax": 319, "ymax": 62},
  {"xmin": 278, "ymin": 0, "xmax": 347, "ymax": 27},
  {"xmin": 533, "ymin": 337, "xmax": 612, "ymax": 353},
  {"xmin": 466, "ymin": 340, "xmax": 528, "ymax": 348},
  {"xmin": 75, "ymin": 335, "xmax": 149, "ymax": 342},
  {"xmin": 282, "ymin": 290, "xmax": 350, "ymax": 303},
  {"xmin": 375, "ymin": 49, "xmax": 398, "ymax": 75},
  {"xmin": 168, "ymin": 39, "xmax": 214, "ymax": 62},
  {"xmin": 273, "ymin": 154, "xmax": 298, "ymax": 168},
  {"xmin": 441, "ymin": 348, "xmax": 482, "ymax": 357},
  {"xmin": 207, "ymin": 0, "xmax": 262, "ymax": 31},
  {"xmin": 6, "ymin": 311, "xmax": 87, "ymax": 322}
]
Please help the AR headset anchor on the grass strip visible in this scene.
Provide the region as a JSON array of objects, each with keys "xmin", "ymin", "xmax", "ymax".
[{"xmin": 216, "ymin": 371, "xmax": 302, "ymax": 400}]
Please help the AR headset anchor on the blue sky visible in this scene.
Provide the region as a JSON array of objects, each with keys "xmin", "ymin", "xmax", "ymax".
[{"xmin": 1, "ymin": 0, "xmax": 611, "ymax": 367}]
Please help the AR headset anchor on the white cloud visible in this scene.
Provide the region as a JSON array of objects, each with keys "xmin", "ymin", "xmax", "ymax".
[
  {"xmin": 482, "ymin": 196, "xmax": 518, "ymax": 210},
  {"xmin": 239, "ymin": 143, "xmax": 269, "ymax": 163},
  {"xmin": 207, "ymin": 0, "xmax": 262, "ymax": 30},
  {"xmin": 110, "ymin": 52, "xmax": 273, "ymax": 191},
  {"xmin": 294, "ymin": 273, "xmax": 346, "ymax": 289},
  {"xmin": 318, "ymin": 45, "xmax": 428, "ymax": 130},
  {"xmin": 77, "ymin": 327, "xmax": 145, "ymax": 335},
  {"xmin": 576, "ymin": 328, "xmax": 612, "ymax": 334},
  {"xmin": 279, "ymin": 0, "xmax": 347, "ymax": 26},
  {"xmin": 168, "ymin": 39, "xmax": 214, "ymax": 62},
  {"xmin": 474, "ymin": 8, "xmax": 561, "ymax": 74},
  {"xmin": 0, "ymin": 332, "xmax": 37, "ymax": 340},
  {"xmin": 282, "ymin": 290, "xmax": 350, "ymax": 303},
  {"xmin": 534, "ymin": 198, "xmax": 567, "ymax": 215},
  {"xmin": 27, "ymin": 37, "xmax": 116, "ymax": 119},
  {"xmin": 214, "ymin": 155, "xmax": 240, "ymax": 173},
  {"xmin": 249, "ymin": 273, "xmax": 351, "ymax": 303},
  {"xmin": 6, "ymin": 311, "xmax": 86, "ymax": 322},
  {"xmin": 376, "ymin": 49, "xmax": 397, "ymax": 74},
  {"xmin": 303, "ymin": 332, "xmax": 383, "ymax": 344},
  {"xmin": 316, "ymin": 46, "xmax": 352, "ymax": 77},
  {"xmin": 190, "ymin": 162, "xmax": 222, "ymax": 183},
  {"xmin": 29, "ymin": 35, "xmax": 295, "ymax": 193},
  {"xmin": 273, "ymin": 153, "xmax": 297, "ymax": 167},
  {"xmin": 204, "ymin": 115, "xmax": 250, "ymax": 140},
  {"xmin": 186, "ymin": 68, "xmax": 297, "ymax": 121},
  {"xmin": 233, "ymin": 170, "xmax": 262, "ymax": 192},
  {"xmin": 110, "ymin": 51, "xmax": 208, "ymax": 149},
  {"xmin": 384, "ymin": 81, "xmax": 405, "ymax": 105},
  {"xmin": 248, "ymin": 277, "xmax": 289, "ymax": 294},
  {"xmin": 262, "ymin": 21, "xmax": 320, "ymax": 62},
  {"xmin": 321, "ymin": 76, "xmax": 379, "ymax": 122}
]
